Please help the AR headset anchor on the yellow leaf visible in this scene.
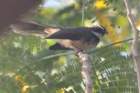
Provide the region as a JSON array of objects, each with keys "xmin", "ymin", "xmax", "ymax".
[
  {"xmin": 21, "ymin": 85, "xmax": 30, "ymax": 93},
  {"xmin": 136, "ymin": 19, "xmax": 140, "ymax": 31},
  {"xmin": 15, "ymin": 75, "xmax": 26, "ymax": 85},
  {"xmin": 15, "ymin": 75, "xmax": 23, "ymax": 81},
  {"xmin": 58, "ymin": 56, "xmax": 66, "ymax": 65},
  {"xmin": 95, "ymin": 0, "xmax": 107, "ymax": 9},
  {"xmin": 116, "ymin": 16, "xmax": 128, "ymax": 27},
  {"xmin": 96, "ymin": 13, "xmax": 123, "ymax": 46},
  {"xmin": 56, "ymin": 88, "xmax": 65, "ymax": 93},
  {"xmin": 15, "ymin": 75, "xmax": 30, "ymax": 93}
]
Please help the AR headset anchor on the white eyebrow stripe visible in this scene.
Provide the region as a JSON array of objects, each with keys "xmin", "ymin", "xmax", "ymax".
[{"xmin": 96, "ymin": 26, "xmax": 105, "ymax": 30}]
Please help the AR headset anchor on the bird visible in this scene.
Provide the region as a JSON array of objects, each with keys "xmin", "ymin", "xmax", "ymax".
[{"xmin": 11, "ymin": 21, "xmax": 107, "ymax": 52}]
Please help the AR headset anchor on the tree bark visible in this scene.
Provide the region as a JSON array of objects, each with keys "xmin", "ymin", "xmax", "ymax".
[
  {"xmin": 123, "ymin": 0, "xmax": 140, "ymax": 92},
  {"xmin": 0, "ymin": 0, "xmax": 40, "ymax": 31},
  {"xmin": 77, "ymin": 51, "xmax": 93, "ymax": 93}
]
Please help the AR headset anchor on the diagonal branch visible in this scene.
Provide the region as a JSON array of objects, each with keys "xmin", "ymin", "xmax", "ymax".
[{"xmin": 123, "ymin": 0, "xmax": 140, "ymax": 92}]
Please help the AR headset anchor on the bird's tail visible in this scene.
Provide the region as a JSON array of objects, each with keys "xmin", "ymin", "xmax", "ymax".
[{"xmin": 11, "ymin": 21, "xmax": 52, "ymax": 38}]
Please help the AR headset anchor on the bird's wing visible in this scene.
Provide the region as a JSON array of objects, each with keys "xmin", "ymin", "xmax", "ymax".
[{"xmin": 47, "ymin": 28, "xmax": 88, "ymax": 40}]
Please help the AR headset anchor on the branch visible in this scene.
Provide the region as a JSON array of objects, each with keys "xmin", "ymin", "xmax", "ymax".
[
  {"xmin": 123, "ymin": 0, "xmax": 140, "ymax": 92},
  {"xmin": 124, "ymin": 0, "xmax": 139, "ymax": 55},
  {"xmin": 0, "ymin": 0, "xmax": 40, "ymax": 31},
  {"xmin": 77, "ymin": 51, "xmax": 93, "ymax": 93}
]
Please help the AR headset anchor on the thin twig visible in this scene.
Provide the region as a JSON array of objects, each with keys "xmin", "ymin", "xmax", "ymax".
[{"xmin": 123, "ymin": 0, "xmax": 140, "ymax": 92}]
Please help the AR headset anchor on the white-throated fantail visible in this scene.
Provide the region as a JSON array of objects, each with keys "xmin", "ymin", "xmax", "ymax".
[{"xmin": 11, "ymin": 21, "xmax": 107, "ymax": 51}]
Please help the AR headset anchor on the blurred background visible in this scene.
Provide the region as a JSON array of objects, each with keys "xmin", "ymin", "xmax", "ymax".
[{"xmin": 0, "ymin": 0, "xmax": 140, "ymax": 93}]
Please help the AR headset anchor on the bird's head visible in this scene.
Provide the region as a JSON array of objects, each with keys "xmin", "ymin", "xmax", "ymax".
[{"xmin": 90, "ymin": 26, "xmax": 107, "ymax": 37}]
